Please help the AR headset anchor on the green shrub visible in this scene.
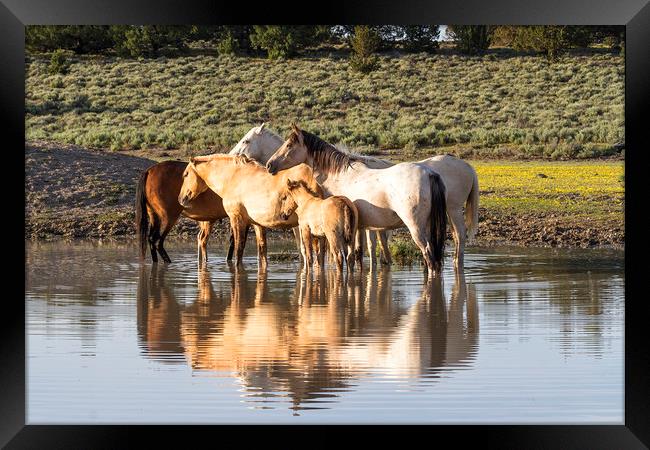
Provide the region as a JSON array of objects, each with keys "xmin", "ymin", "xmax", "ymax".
[
  {"xmin": 249, "ymin": 26, "xmax": 321, "ymax": 59},
  {"xmin": 349, "ymin": 26, "xmax": 380, "ymax": 73},
  {"xmin": 26, "ymin": 26, "xmax": 113, "ymax": 54},
  {"xmin": 448, "ymin": 25, "xmax": 492, "ymax": 54},
  {"xmin": 401, "ymin": 26, "xmax": 440, "ymax": 53},
  {"xmin": 48, "ymin": 49, "xmax": 70, "ymax": 74},
  {"xmin": 389, "ymin": 237, "xmax": 423, "ymax": 265},
  {"xmin": 498, "ymin": 26, "xmax": 570, "ymax": 61},
  {"xmin": 216, "ymin": 32, "xmax": 239, "ymax": 56},
  {"xmin": 112, "ymin": 26, "xmax": 188, "ymax": 58}
]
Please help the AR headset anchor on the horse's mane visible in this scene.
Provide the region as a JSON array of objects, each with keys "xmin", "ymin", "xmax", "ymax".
[
  {"xmin": 233, "ymin": 153, "xmax": 263, "ymax": 167},
  {"xmin": 287, "ymin": 179, "xmax": 320, "ymax": 198},
  {"xmin": 334, "ymin": 144, "xmax": 391, "ymax": 167},
  {"xmin": 293, "ymin": 130, "xmax": 363, "ymax": 175}
]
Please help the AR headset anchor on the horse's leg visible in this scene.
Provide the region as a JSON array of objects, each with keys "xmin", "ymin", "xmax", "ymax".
[
  {"xmin": 316, "ymin": 237, "xmax": 326, "ymax": 269},
  {"xmin": 226, "ymin": 225, "xmax": 235, "ymax": 262},
  {"xmin": 148, "ymin": 236, "xmax": 158, "ymax": 263},
  {"xmin": 197, "ymin": 220, "xmax": 213, "ymax": 266},
  {"xmin": 157, "ymin": 232, "xmax": 172, "ymax": 264},
  {"xmin": 448, "ymin": 209, "xmax": 466, "ymax": 271},
  {"xmin": 328, "ymin": 234, "xmax": 343, "ymax": 273},
  {"xmin": 297, "ymin": 227, "xmax": 308, "ymax": 269},
  {"xmin": 156, "ymin": 212, "xmax": 178, "ymax": 264},
  {"xmin": 293, "ymin": 227, "xmax": 304, "ymax": 264},
  {"xmin": 346, "ymin": 238, "xmax": 355, "ymax": 273},
  {"xmin": 300, "ymin": 226, "xmax": 313, "ymax": 272},
  {"xmin": 354, "ymin": 229, "xmax": 365, "ymax": 267},
  {"xmin": 345, "ymin": 226, "xmax": 356, "ymax": 273},
  {"xmin": 252, "ymin": 224, "xmax": 268, "ymax": 272},
  {"xmin": 231, "ymin": 216, "xmax": 249, "ymax": 268},
  {"xmin": 144, "ymin": 206, "xmax": 161, "ymax": 263},
  {"xmin": 311, "ymin": 236, "xmax": 321, "ymax": 270},
  {"xmin": 377, "ymin": 230, "xmax": 392, "ymax": 266},
  {"xmin": 403, "ymin": 218, "xmax": 437, "ymax": 278},
  {"xmin": 197, "ymin": 225, "xmax": 204, "ymax": 265},
  {"xmin": 147, "ymin": 220, "xmax": 159, "ymax": 264},
  {"xmin": 366, "ymin": 229, "xmax": 377, "ymax": 270}
]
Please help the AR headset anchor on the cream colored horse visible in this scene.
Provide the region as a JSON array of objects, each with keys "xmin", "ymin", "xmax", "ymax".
[
  {"xmin": 234, "ymin": 123, "xmax": 479, "ymax": 271},
  {"xmin": 231, "ymin": 123, "xmax": 393, "ymax": 266},
  {"xmin": 280, "ymin": 179, "xmax": 359, "ymax": 273},
  {"xmin": 266, "ymin": 124, "xmax": 448, "ymax": 278},
  {"xmin": 178, "ymin": 154, "xmax": 321, "ymax": 270}
]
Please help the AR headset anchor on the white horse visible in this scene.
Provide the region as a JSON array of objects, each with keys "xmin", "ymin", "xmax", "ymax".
[
  {"xmin": 230, "ymin": 123, "xmax": 393, "ymax": 267},
  {"xmin": 266, "ymin": 124, "xmax": 448, "ymax": 278},
  {"xmin": 234, "ymin": 123, "xmax": 479, "ymax": 271}
]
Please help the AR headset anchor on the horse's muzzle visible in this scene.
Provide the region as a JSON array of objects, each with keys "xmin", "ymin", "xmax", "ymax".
[
  {"xmin": 178, "ymin": 193, "xmax": 191, "ymax": 207},
  {"xmin": 266, "ymin": 162, "xmax": 277, "ymax": 175}
]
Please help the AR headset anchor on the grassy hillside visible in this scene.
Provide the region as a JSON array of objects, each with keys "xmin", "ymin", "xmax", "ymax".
[{"xmin": 25, "ymin": 50, "xmax": 624, "ymax": 159}]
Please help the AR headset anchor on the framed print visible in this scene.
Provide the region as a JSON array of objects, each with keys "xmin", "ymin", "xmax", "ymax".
[{"xmin": 5, "ymin": 0, "xmax": 650, "ymax": 447}]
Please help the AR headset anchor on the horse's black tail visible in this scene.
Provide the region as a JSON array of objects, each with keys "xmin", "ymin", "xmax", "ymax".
[
  {"xmin": 135, "ymin": 169, "xmax": 150, "ymax": 260},
  {"xmin": 429, "ymin": 171, "xmax": 447, "ymax": 274}
]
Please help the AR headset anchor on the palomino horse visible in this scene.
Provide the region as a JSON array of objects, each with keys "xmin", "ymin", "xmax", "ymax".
[
  {"xmin": 280, "ymin": 179, "xmax": 359, "ymax": 273},
  {"xmin": 178, "ymin": 154, "xmax": 323, "ymax": 269},
  {"xmin": 134, "ymin": 128, "xmax": 281, "ymax": 265},
  {"xmin": 266, "ymin": 124, "xmax": 448, "ymax": 278},
  {"xmin": 134, "ymin": 127, "xmax": 281, "ymax": 265},
  {"xmin": 232, "ymin": 123, "xmax": 393, "ymax": 266},
  {"xmin": 135, "ymin": 160, "xmax": 230, "ymax": 265}
]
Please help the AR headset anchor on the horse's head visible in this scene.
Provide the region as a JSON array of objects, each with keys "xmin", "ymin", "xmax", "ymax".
[
  {"xmin": 178, "ymin": 158, "xmax": 209, "ymax": 207},
  {"xmin": 266, "ymin": 123, "xmax": 309, "ymax": 175},
  {"xmin": 229, "ymin": 123, "xmax": 282, "ymax": 165},
  {"xmin": 278, "ymin": 180, "xmax": 300, "ymax": 221}
]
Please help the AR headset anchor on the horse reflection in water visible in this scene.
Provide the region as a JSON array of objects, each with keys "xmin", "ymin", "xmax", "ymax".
[
  {"xmin": 136, "ymin": 266, "xmax": 478, "ymax": 412},
  {"xmin": 136, "ymin": 265, "xmax": 184, "ymax": 360}
]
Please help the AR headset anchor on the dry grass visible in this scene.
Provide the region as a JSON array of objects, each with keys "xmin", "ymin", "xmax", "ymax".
[{"xmin": 25, "ymin": 50, "xmax": 624, "ymax": 159}]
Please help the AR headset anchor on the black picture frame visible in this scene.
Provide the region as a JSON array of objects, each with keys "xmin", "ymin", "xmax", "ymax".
[{"xmin": 6, "ymin": 0, "xmax": 649, "ymax": 447}]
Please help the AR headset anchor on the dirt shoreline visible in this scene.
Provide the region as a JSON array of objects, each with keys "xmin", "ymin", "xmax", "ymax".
[{"xmin": 25, "ymin": 141, "xmax": 624, "ymax": 250}]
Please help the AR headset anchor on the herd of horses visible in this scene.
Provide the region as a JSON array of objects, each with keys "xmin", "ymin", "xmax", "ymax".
[{"xmin": 136, "ymin": 123, "xmax": 479, "ymax": 278}]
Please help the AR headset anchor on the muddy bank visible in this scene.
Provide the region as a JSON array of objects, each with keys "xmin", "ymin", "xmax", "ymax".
[{"xmin": 25, "ymin": 141, "xmax": 623, "ymax": 249}]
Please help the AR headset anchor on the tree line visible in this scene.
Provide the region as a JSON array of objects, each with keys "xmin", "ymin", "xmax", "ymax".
[{"xmin": 27, "ymin": 25, "xmax": 625, "ymax": 72}]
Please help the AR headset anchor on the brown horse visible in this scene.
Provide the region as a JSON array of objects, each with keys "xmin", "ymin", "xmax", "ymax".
[{"xmin": 135, "ymin": 160, "xmax": 233, "ymax": 264}]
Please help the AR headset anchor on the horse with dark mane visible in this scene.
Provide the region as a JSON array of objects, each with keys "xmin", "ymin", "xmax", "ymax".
[{"xmin": 267, "ymin": 124, "xmax": 448, "ymax": 278}]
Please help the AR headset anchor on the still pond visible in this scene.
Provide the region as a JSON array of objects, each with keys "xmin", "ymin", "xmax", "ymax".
[{"xmin": 25, "ymin": 240, "xmax": 624, "ymax": 424}]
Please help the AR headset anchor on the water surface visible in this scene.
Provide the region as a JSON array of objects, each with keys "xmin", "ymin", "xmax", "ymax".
[{"xmin": 25, "ymin": 240, "xmax": 624, "ymax": 424}]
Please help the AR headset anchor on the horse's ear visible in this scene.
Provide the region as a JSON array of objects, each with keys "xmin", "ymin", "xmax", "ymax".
[
  {"xmin": 189, "ymin": 157, "xmax": 195, "ymax": 165},
  {"xmin": 257, "ymin": 122, "xmax": 266, "ymax": 133},
  {"xmin": 291, "ymin": 123, "xmax": 304, "ymax": 145}
]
